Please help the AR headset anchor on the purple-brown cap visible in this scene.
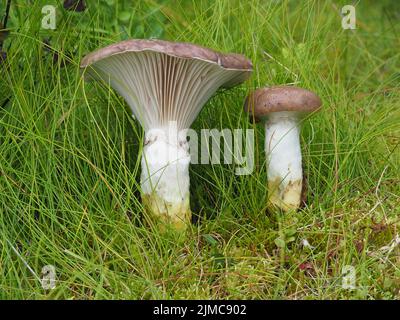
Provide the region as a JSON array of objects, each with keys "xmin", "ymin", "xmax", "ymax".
[
  {"xmin": 80, "ymin": 39, "xmax": 252, "ymax": 87},
  {"xmin": 244, "ymin": 86, "xmax": 322, "ymax": 121}
]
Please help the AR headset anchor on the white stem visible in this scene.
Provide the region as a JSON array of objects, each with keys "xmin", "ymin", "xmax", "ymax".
[
  {"xmin": 265, "ymin": 112, "xmax": 302, "ymax": 211},
  {"xmin": 140, "ymin": 123, "xmax": 191, "ymax": 230}
]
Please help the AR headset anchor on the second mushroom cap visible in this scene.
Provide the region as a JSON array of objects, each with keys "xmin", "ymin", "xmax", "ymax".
[{"xmin": 244, "ymin": 86, "xmax": 322, "ymax": 120}]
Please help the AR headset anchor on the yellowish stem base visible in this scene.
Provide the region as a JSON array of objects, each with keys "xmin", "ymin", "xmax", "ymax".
[
  {"xmin": 142, "ymin": 193, "xmax": 191, "ymax": 232},
  {"xmin": 268, "ymin": 178, "xmax": 302, "ymax": 212}
]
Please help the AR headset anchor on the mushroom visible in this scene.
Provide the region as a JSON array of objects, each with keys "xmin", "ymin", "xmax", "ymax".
[
  {"xmin": 244, "ymin": 86, "xmax": 321, "ymax": 212},
  {"xmin": 81, "ymin": 39, "xmax": 252, "ymax": 230}
]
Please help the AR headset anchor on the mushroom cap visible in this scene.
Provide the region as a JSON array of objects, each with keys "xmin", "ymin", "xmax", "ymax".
[
  {"xmin": 244, "ymin": 86, "xmax": 322, "ymax": 120},
  {"xmin": 80, "ymin": 39, "xmax": 253, "ymax": 131},
  {"xmin": 80, "ymin": 39, "xmax": 252, "ymax": 88}
]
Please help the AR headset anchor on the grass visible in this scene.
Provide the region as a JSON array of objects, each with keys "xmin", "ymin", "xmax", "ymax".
[{"xmin": 0, "ymin": 0, "xmax": 399, "ymax": 299}]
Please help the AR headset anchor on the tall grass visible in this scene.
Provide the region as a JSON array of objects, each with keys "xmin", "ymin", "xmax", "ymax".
[{"xmin": 0, "ymin": 0, "xmax": 399, "ymax": 299}]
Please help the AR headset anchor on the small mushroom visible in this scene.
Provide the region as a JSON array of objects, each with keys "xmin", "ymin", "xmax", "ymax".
[
  {"xmin": 244, "ymin": 86, "xmax": 321, "ymax": 212},
  {"xmin": 81, "ymin": 39, "xmax": 252, "ymax": 231}
]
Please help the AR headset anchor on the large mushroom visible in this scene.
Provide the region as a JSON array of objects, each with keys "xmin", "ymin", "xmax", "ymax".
[
  {"xmin": 244, "ymin": 86, "xmax": 321, "ymax": 212},
  {"xmin": 81, "ymin": 39, "xmax": 252, "ymax": 231}
]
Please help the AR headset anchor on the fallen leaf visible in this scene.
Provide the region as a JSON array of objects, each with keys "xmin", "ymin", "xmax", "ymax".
[
  {"xmin": 299, "ymin": 261, "xmax": 316, "ymax": 277},
  {"xmin": 354, "ymin": 240, "xmax": 364, "ymax": 253},
  {"xmin": 64, "ymin": 0, "xmax": 86, "ymax": 12}
]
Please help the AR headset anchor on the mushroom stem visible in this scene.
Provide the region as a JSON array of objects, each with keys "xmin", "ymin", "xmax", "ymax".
[
  {"xmin": 140, "ymin": 123, "xmax": 191, "ymax": 230},
  {"xmin": 264, "ymin": 111, "xmax": 302, "ymax": 212}
]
